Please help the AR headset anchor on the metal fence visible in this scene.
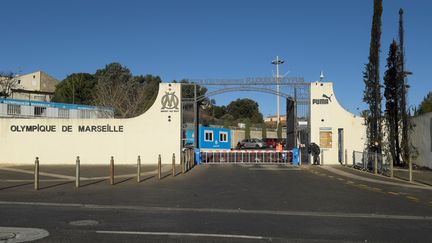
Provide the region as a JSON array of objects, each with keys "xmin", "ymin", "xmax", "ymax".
[
  {"xmin": 200, "ymin": 150, "xmax": 293, "ymax": 164},
  {"xmin": 353, "ymin": 150, "xmax": 391, "ymax": 176}
]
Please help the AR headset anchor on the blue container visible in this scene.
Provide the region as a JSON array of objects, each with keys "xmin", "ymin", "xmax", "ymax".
[{"xmin": 292, "ymin": 148, "xmax": 299, "ymax": 166}]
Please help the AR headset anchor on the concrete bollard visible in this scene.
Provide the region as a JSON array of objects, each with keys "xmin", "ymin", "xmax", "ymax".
[
  {"xmin": 409, "ymin": 160, "xmax": 413, "ymax": 182},
  {"xmin": 75, "ymin": 156, "xmax": 80, "ymax": 188},
  {"xmin": 374, "ymin": 153, "xmax": 378, "ymax": 175},
  {"xmin": 158, "ymin": 154, "xmax": 162, "ymax": 180},
  {"xmin": 182, "ymin": 150, "xmax": 189, "ymax": 174},
  {"xmin": 137, "ymin": 155, "xmax": 141, "ymax": 183},
  {"xmin": 345, "ymin": 149, "xmax": 348, "ymax": 166},
  {"xmin": 110, "ymin": 156, "xmax": 114, "ymax": 185},
  {"xmin": 34, "ymin": 157, "xmax": 39, "ymax": 190},
  {"xmin": 181, "ymin": 152, "xmax": 185, "ymax": 174},
  {"xmin": 299, "ymin": 149, "xmax": 302, "ymax": 167},
  {"xmin": 390, "ymin": 159, "xmax": 394, "ymax": 178},
  {"xmin": 172, "ymin": 153, "xmax": 176, "ymax": 177},
  {"xmin": 320, "ymin": 150, "xmax": 324, "ymax": 166}
]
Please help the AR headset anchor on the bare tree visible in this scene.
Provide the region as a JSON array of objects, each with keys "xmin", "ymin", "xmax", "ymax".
[
  {"xmin": 93, "ymin": 63, "xmax": 160, "ymax": 118},
  {"xmin": 0, "ymin": 72, "xmax": 18, "ymax": 98}
]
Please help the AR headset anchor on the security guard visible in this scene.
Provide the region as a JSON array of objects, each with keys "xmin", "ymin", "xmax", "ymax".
[{"xmin": 308, "ymin": 143, "xmax": 321, "ymax": 165}]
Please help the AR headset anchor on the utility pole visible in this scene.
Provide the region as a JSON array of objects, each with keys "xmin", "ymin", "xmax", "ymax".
[{"xmin": 272, "ymin": 56, "xmax": 284, "ymax": 126}]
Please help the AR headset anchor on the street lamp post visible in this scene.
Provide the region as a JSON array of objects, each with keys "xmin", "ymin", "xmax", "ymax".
[{"xmin": 272, "ymin": 56, "xmax": 284, "ymax": 127}]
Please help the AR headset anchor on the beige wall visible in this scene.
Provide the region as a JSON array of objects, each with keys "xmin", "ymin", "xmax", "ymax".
[
  {"xmin": 310, "ymin": 82, "xmax": 366, "ymax": 165},
  {"xmin": 0, "ymin": 83, "xmax": 181, "ymax": 165},
  {"xmin": 411, "ymin": 113, "xmax": 432, "ymax": 169}
]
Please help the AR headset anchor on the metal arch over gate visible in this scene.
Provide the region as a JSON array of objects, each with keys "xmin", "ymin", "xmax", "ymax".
[{"xmin": 181, "ymin": 77, "xmax": 311, "ymax": 163}]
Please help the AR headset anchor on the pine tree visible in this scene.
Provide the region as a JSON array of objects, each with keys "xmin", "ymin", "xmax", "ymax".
[
  {"xmin": 398, "ymin": 8, "xmax": 412, "ymax": 165},
  {"xmin": 384, "ymin": 40, "xmax": 401, "ymax": 166},
  {"xmin": 363, "ymin": 0, "xmax": 383, "ymax": 153}
]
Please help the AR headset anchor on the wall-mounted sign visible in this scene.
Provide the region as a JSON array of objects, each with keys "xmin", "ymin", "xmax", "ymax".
[
  {"xmin": 312, "ymin": 94, "xmax": 333, "ymax": 105},
  {"xmin": 161, "ymin": 91, "xmax": 179, "ymax": 112},
  {"xmin": 9, "ymin": 124, "xmax": 124, "ymax": 133}
]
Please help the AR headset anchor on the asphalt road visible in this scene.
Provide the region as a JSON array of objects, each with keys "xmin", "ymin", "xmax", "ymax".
[{"xmin": 1, "ymin": 164, "xmax": 432, "ymax": 242}]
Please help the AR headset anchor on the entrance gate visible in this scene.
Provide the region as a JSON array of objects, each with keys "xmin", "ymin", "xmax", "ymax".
[{"xmin": 181, "ymin": 77, "xmax": 310, "ymax": 164}]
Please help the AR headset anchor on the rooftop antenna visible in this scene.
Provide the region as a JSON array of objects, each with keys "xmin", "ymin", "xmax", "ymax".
[{"xmin": 319, "ymin": 70, "xmax": 324, "ymax": 82}]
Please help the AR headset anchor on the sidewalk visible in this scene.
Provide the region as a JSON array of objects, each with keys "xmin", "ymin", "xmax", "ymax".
[
  {"xmin": 319, "ymin": 165, "xmax": 432, "ymax": 190},
  {"xmin": 393, "ymin": 167, "xmax": 432, "ymax": 186}
]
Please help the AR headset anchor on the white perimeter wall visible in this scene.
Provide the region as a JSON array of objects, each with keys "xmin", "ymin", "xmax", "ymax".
[
  {"xmin": 310, "ymin": 82, "xmax": 366, "ymax": 164},
  {"xmin": 0, "ymin": 83, "xmax": 181, "ymax": 165}
]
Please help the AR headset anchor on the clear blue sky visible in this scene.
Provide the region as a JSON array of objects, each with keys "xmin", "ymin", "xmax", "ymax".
[{"xmin": 1, "ymin": 0, "xmax": 431, "ymax": 116}]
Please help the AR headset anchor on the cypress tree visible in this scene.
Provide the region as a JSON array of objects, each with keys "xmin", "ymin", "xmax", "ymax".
[
  {"xmin": 363, "ymin": 0, "xmax": 383, "ymax": 153},
  {"xmin": 398, "ymin": 8, "xmax": 412, "ymax": 165},
  {"xmin": 384, "ymin": 40, "xmax": 401, "ymax": 166}
]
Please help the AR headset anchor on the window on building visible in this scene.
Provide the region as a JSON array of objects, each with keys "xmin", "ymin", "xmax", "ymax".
[
  {"xmin": 204, "ymin": 130, "xmax": 213, "ymax": 142},
  {"xmin": 34, "ymin": 106, "xmax": 46, "ymax": 117},
  {"xmin": 7, "ymin": 104, "xmax": 21, "ymax": 116},
  {"xmin": 79, "ymin": 110, "xmax": 92, "ymax": 119},
  {"xmin": 219, "ymin": 132, "xmax": 228, "ymax": 142},
  {"xmin": 320, "ymin": 131, "xmax": 332, "ymax": 148},
  {"xmin": 58, "ymin": 108, "xmax": 70, "ymax": 118}
]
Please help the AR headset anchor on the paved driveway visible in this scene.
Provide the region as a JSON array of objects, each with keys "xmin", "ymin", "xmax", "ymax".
[{"xmin": 0, "ymin": 164, "xmax": 431, "ymax": 242}]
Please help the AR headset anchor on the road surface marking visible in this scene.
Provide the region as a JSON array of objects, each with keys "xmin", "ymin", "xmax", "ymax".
[
  {"xmin": 371, "ymin": 187, "xmax": 382, "ymax": 191},
  {"xmin": 388, "ymin": 192, "xmax": 399, "ymax": 196},
  {"xmin": 327, "ymin": 175, "xmax": 334, "ymax": 178},
  {"xmin": 406, "ymin": 196, "xmax": 420, "ymax": 201},
  {"xmin": 96, "ymin": 230, "xmax": 271, "ymax": 240},
  {"xmin": 0, "ymin": 227, "xmax": 49, "ymax": 242},
  {"xmin": 336, "ymin": 178, "xmax": 345, "ymax": 181},
  {"xmin": 1, "ymin": 201, "xmax": 431, "ymax": 221}
]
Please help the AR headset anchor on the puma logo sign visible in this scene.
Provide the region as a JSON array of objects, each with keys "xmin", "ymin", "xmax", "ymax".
[{"xmin": 322, "ymin": 94, "xmax": 333, "ymax": 102}]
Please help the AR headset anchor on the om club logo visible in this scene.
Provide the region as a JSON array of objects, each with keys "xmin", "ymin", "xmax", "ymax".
[{"xmin": 161, "ymin": 92, "xmax": 179, "ymax": 110}]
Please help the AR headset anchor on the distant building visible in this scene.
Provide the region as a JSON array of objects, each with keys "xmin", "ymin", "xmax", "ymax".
[
  {"xmin": 10, "ymin": 71, "xmax": 59, "ymax": 102},
  {"xmin": 0, "ymin": 98, "xmax": 114, "ymax": 119},
  {"xmin": 264, "ymin": 114, "xmax": 287, "ymax": 124}
]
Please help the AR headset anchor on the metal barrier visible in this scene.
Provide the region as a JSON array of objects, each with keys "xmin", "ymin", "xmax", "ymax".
[
  {"xmin": 353, "ymin": 150, "xmax": 391, "ymax": 176},
  {"xmin": 200, "ymin": 150, "xmax": 293, "ymax": 164},
  {"xmin": 182, "ymin": 148, "xmax": 195, "ymax": 172}
]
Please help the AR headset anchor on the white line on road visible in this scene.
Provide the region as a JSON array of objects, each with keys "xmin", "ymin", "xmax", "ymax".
[
  {"xmin": 96, "ymin": 230, "xmax": 270, "ymax": 240},
  {"xmin": 0, "ymin": 201, "xmax": 431, "ymax": 221}
]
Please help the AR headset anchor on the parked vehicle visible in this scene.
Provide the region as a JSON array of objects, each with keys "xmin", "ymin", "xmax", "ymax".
[
  {"xmin": 264, "ymin": 138, "xmax": 278, "ymax": 148},
  {"xmin": 239, "ymin": 138, "xmax": 266, "ymax": 149}
]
